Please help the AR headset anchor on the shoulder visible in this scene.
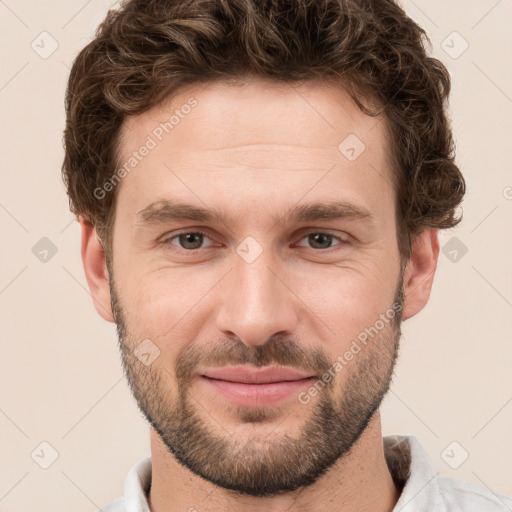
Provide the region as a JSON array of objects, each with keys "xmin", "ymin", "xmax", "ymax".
[{"xmin": 438, "ymin": 475, "xmax": 512, "ymax": 511}]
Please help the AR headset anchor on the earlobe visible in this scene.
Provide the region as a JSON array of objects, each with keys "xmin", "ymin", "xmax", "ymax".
[
  {"xmin": 401, "ymin": 228, "xmax": 440, "ymax": 322},
  {"xmin": 79, "ymin": 216, "xmax": 115, "ymax": 323}
]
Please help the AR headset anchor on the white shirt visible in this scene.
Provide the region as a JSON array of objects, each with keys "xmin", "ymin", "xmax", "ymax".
[{"xmin": 102, "ymin": 435, "xmax": 512, "ymax": 511}]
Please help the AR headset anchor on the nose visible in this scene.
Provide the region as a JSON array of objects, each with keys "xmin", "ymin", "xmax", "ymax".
[{"xmin": 214, "ymin": 248, "xmax": 300, "ymax": 347}]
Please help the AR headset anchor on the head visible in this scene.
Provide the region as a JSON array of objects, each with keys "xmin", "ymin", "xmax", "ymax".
[{"xmin": 63, "ymin": 0, "xmax": 465, "ymax": 497}]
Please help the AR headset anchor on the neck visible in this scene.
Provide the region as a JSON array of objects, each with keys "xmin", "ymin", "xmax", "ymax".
[{"xmin": 147, "ymin": 411, "xmax": 400, "ymax": 512}]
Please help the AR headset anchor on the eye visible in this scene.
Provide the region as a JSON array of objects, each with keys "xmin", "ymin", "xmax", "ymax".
[
  {"xmin": 162, "ymin": 230, "xmax": 214, "ymax": 250},
  {"xmin": 160, "ymin": 230, "xmax": 349, "ymax": 252},
  {"xmin": 295, "ymin": 231, "xmax": 348, "ymax": 250}
]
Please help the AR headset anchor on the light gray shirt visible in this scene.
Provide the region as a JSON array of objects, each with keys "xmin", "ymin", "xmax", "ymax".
[{"xmin": 102, "ymin": 434, "xmax": 512, "ymax": 511}]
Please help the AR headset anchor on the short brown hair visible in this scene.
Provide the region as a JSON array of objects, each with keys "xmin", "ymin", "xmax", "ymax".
[{"xmin": 62, "ymin": 0, "xmax": 465, "ymax": 264}]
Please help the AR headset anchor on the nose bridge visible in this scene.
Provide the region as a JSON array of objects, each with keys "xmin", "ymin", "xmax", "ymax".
[{"xmin": 215, "ymin": 239, "xmax": 298, "ymax": 346}]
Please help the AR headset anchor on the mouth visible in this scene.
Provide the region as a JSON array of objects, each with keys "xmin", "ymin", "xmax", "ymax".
[
  {"xmin": 200, "ymin": 365, "xmax": 316, "ymax": 384},
  {"xmin": 199, "ymin": 366, "xmax": 316, "ymax": 407}
]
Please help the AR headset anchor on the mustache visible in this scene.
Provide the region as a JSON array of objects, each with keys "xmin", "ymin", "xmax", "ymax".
[{"xmin": 174, "ymin": 334, "xmax": 333, "ymax": 383}]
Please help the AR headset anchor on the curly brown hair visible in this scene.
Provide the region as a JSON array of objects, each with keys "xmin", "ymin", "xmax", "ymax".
[{"xmin": 62, "ymin": 0, "xmax": 465, "ymax": 264}]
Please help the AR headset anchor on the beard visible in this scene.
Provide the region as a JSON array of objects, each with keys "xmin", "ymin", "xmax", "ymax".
[{"xmin": 108, "ymin": 261, "xmax": 404, "ymax": 497}]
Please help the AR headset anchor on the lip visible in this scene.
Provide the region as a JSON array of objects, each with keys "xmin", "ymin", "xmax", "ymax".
[
  {"xmin": 201, "ymin": 365, "xmax": 315, "ymax": 384},
  {"xmin": 199, "ymin": 365, "xmax": 316, "ymax": 407}
]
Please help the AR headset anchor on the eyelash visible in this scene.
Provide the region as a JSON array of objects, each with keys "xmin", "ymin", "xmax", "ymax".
[{"xmin": 160, "ymin": 230, "xmax": 349, "ymax": 252}]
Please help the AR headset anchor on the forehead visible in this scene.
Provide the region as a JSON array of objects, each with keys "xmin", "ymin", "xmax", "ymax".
[
  {"xmin": 121, "ymin": 78, "xmax": 388, "ymax": 153},
  {"xmin": 116, "ymin": 78, "xmax": 394, "ymax": 227}
]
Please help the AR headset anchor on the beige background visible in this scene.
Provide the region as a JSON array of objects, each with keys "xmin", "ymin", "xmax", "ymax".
[{"xmin": 1, "ymin": 0, "xmax": 511, "ymax": 510}]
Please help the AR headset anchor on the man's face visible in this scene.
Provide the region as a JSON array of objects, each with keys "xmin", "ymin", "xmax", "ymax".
[{"xmin": 108, "ymin": 79, "xmax": 404, "ymax": 496}]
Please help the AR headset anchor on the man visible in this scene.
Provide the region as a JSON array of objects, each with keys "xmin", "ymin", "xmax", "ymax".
[{"xmin": 62, "ymin": 0, "xmax": 511, "ymax": 510}]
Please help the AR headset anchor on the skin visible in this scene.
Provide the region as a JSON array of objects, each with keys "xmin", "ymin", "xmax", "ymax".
[{"xmin": 80, "ymin": 78, "xmax": 439, "ymax": 512}]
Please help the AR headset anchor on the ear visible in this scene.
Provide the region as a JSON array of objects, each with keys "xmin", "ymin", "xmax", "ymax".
[
  {"xmin": 79, "ymin": 216, "xmax": 115, "ymax": 323},
  {"xmin": 401, "ymin": 228, "xmax": 440, "ymax": 321}
]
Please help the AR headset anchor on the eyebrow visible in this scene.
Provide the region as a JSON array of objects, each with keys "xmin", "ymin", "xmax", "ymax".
[{"xmin": 135, "ymin": 199, "xmax": 375, "ymax": 228}]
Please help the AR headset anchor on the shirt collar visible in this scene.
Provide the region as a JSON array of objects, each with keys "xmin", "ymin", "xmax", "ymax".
[
  {"xmin": 385, "ymin": 435, "xmax": 446, "ymax": 511},
  {"xmin": 124, "ymin": 455, "xmax": 151, "ymax": 512}
]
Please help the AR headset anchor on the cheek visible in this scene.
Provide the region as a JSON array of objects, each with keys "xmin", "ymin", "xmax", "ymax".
[
  {"xmin": 295, "ymin": 257, "xmax": 398, "ymax": 338},
  {"xmin": 120, "ymin": 269, "xmax": 216, "ymax": 340}
]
